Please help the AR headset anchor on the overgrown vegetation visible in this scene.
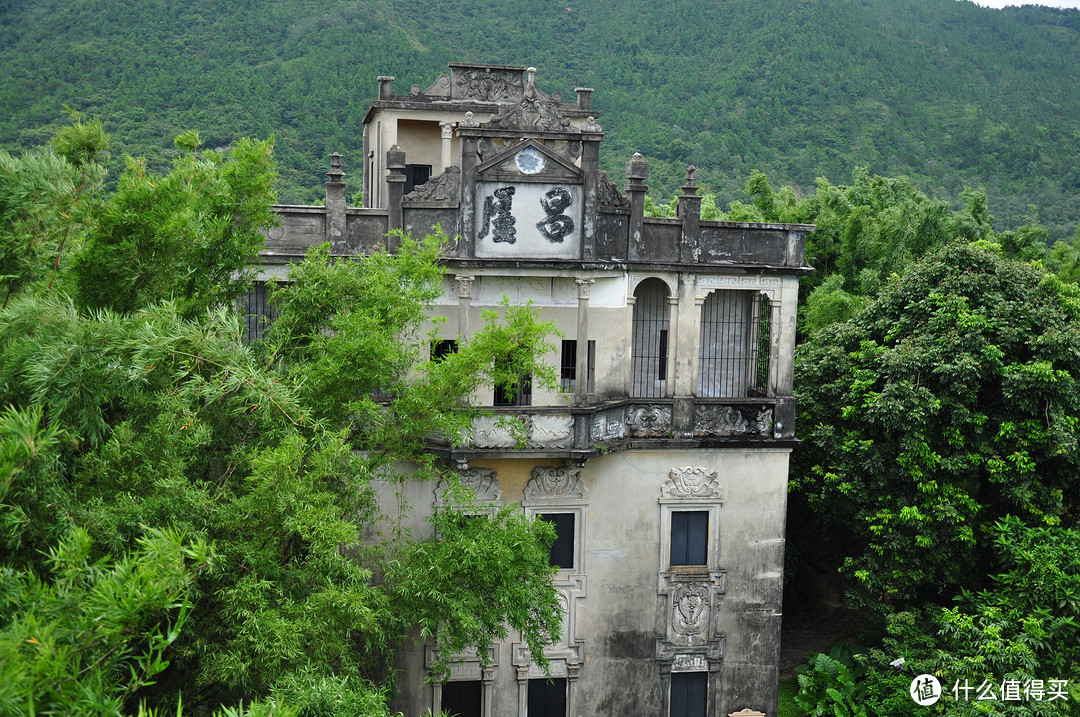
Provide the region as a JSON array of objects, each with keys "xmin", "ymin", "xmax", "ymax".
[
  {"xmin": 0, "ymin": 123, "xmax": 562, "ymax": 715},
  {"xmin": 708, "ymin": 166, "xmax": 1080, "ymax": 712}
]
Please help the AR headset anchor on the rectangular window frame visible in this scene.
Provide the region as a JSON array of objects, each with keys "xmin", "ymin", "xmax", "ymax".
[
  {"xmin": 669, "ymin": 510, "xmax": 709, "ymax": 567},
  {"xmin": 560, "ymin": 339, "xmax": 577, "ymax": 391},
  {"xmin": 432, "ymin": 338, "xmax": 458, "ymax": 361},
  {"xmin": 658, "ymin": 501, "xmax": 721, "ymax": 576},
  {"xmin": 527, "ymin": 677, "xmax": 567, "ymax": 717},
  {"xmin": 537, "ymin": 512, "xmax": 576, "ymax": 570}
]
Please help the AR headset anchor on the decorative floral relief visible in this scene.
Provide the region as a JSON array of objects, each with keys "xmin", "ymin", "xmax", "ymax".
[
  {"xmin": 435, "ymin": 468, "xmax": 501, "ymax": 504},
  {"xmin": 663, "ymin": 466, "xmax": 722, "ymax": 499},
  {"xmin": 486, "ymin": 71, "xmax": 572, "ymax": 132},
  {"xmin": 671, "ymin": 583, "xmax": 710, "ymax": 645},
  {"xmin": 693, "ymin": 405, "xmax": 772, "ymax": 436},
  {"xmin": 454, "ymin": 68, "xmax": 522, "ymax": 102},
  {"xmin": 626, "ymin": 404, "xmax": 672, "ymax": 437},
  {"xmin": 525, "ymin": 466, "xmax": 586, "ymax": 500},
  {"xmin": 459, "ymin": 467, "xmax": 502, "ymax": 502}
]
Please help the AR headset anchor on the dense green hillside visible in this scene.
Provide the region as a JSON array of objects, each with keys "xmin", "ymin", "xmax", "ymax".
[{"xmin": 2, "ymin": 0, "xmax": 1078, "ymax": 238}]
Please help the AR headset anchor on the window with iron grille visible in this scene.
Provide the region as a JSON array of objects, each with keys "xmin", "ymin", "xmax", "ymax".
[
  {"xmin": 697, "ymin": 290, "xmax": 772, "ymax": 398},
  {"xmin": 404, "ymin": 164, "xmax": 432, "ymax": 195},
  {"xmin": 242, "ymin": 282, "xmax": 278, "ymax": 342},
  {"xmin": 631, "ymin": 279, "xmax": 671, "ymax": 398},
  {"xmin": 559, "ymin": 340, "xmax": 596, "ymax": 393}
]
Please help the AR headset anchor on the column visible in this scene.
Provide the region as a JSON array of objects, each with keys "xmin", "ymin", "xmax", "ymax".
[
  {"xmin": 678, "ymin": 166, "xmax": 702, "ymax": 263},
  {"xmin": 625, "ymin": 153, "xmax": 649, "ymax": 261},
  {"xmin": 574, "ymin": 278, "xmax": 594, "ymax": 405},
  {"xmin": 386, "ymin": 145, "xmax": 406, "ymax": 245},
  {"xmin": 324, "ymin": 152, "xmax": 347, "ymax": 252},
  {"xmin": 456, "ymin": 275, "xmax": 475, "ymax": 339},
  {"xmin": 581, "ymin": 136, "xmax": 600, "ymax": 261},
  {"xmin": 458, "ymin": 113, "xmax": 481, "ymax": 257},
  {"xmin": 672, "ymin": 273, "xmax": 701, "ymax": 437},
  {"xmin": 439, "ymin": 122, "xmax": 455, "ymax": 173}
]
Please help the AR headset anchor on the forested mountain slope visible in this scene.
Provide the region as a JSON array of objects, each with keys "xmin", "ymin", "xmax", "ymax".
[{"xmin": 2, "ymin": 0, "xmax": 1078, "ymax": 238}]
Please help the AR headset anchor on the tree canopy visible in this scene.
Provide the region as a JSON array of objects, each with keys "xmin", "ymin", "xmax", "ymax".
[{"xmin": 0, "ymin": 124, "xmax": 562, "ymax": 715}]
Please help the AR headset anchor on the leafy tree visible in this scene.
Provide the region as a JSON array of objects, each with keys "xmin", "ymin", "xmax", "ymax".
[
  {"xmin": 797, "ymin": 519, "xmax": 1080, "ymax": 716},
  {"xmin": 70, "ymin": 133, "xmax": 276, "ymax": 318},
  {"xmin": 0, "ymin": 117, "xmax": 107, "ymax": 307},
  {"xmin": 0, "ymin": 125, "xmax": 562, "ymax": 715},
  {"xmin": 793, "ymin": 241, "xmax": 1080, "ymax": 604}
]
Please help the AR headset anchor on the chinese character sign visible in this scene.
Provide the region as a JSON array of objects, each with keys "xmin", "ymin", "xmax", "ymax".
[{"xmin": 475, "ymin": 182, "xmax": 582, "ymax": 259}]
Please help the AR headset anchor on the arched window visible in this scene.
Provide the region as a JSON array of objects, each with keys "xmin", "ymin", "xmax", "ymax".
[
  {"xmin": 697, "ymin": 290, "xmax": 772, "ymax": 397},
  {"xmin": 631, "ymin": 278, "xmax": 671, "ymax": 398}
]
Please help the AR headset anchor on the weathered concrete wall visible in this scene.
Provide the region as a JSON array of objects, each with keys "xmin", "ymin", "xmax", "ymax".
[
  {"xmin": 383, "ymin": 447, "xmax": 789, "ymax": 717},
  {"xmin": 346, "ymin": 211, "xmax": 389, "ymax": 254},
  {"xmin": 403, "ymin": 206, "xmax": 460, "ymax": 242}
]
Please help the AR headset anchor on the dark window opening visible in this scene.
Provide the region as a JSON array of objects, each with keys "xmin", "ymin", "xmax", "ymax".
[
  {"xmin": 561, "ymin": 340, "xmax": 577, "ymax": 391},
  {"xmin": 441, "ymin": 680, "xmax": 482, "ymax": 717},
  {"xmin": 539, "ymin": 513, "xmax": 575, "ymax": 569},
  {"xmin": 586, "ymin": 340, "xmax": 596, "ymax": 393},
  {"xmin": 670, "ymin": 672, "xmax": 707, "ymax": 717},
  {"xmin": 493, "ymin": 374, "xmax": 531, "ymax": 406},
  {"xmin": 561, "ymin": 340, "xmax": 596, "ymax": 393},
  {"xmin": 528, "ymin": 678, "xmax": 567, "ymax": 717},
  {"xmin": 404, "ymin": 164, "xmax": 433, "ymax": 195},
  {"xmin": 493, "ymin": 352, "xmax": 531, "ymax": 406},
  {"xmin": 658, "ymin": 329, "xmax": 669, "ymax": 381},
  {"xmin": 670, "ymin": 511, "xmax": 708, "ymax": 567},
  {"xmin": 432, "ymin": 339, "xmax": 458, "ymax": 361},
  {"xmin": 243, "ymin": 282, "xmax": 279, "ymax": 342}
]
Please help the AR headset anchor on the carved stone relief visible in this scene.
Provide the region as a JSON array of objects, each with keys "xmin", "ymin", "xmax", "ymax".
[
  {"xmin": 423, "ymin": 74, "xmax": 452, "ymax": 97},
  {"xmin": 528, "ymin": 414, "xmax": 573, "ymax": 449},
  {"xmin": 671, "ymin": 583, "xmax": 711, "ymax": 646},
  {"xmin": 662, "ymin": 467, "xmax": 722, "ymax": 500},
  {"xmin": 524, "ymin": 466, "xmax": 587, "ymax": 500},
  {"xmin": 672, "ymin": 653, "xmax": 708, "ymax": 672},
  {"xmin": 485, "ymin": 70, "xmax": 572, "ymax": 133},
  {"xmin": 435, "ymin": 467, "xmax": 502, "ymax": 505},
  {"xmin": 597, "ymin": 171, "xmax": 629, "ymax": 209},
  {"xmin": 471, "ymin": 416, "xmax": 516, "ymax": 449},
  {"xmin": 591, "ymin": 411, "xmax": 626, "ymax": 441},
  {"xmin": 454, "ymin": 68, "xmax": 522, "ymax": 102},
  {"xmin": 403, "ymin": 165, "xmax": 461, "ymax": 202},
  {"xmin": 627, "ymin": 404, "xmax": 673, "ymax": 437},
  {"xmin": 693, "ymin": 405, "xmax": 772, "ymax": 436},
  {"xmin": 696, "ymin": 275, "xmax": 782, "ymax": 289}
]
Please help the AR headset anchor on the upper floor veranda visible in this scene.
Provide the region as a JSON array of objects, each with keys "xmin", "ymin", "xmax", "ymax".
[{"xmin": 252, "ymin": 63, "xmax": 813, "ymax": 462}]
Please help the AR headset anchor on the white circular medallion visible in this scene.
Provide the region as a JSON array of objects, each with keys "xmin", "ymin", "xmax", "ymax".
[{"xmin": 515, "ymin": 146, "xmax": 545, "ymax": 175}]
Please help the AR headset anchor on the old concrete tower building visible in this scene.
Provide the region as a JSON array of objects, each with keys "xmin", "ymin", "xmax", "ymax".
[{"xmin": 255, "ymin": 63, "xmax": 812, "ymax": 717}]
